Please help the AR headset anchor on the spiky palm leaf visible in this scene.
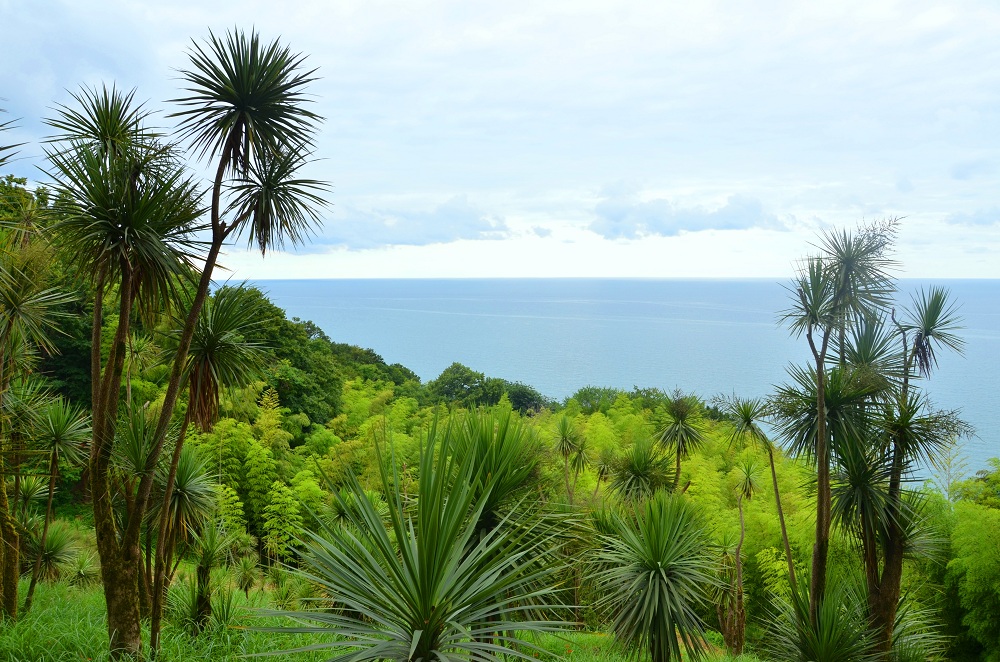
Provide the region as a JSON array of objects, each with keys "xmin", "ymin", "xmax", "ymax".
[
  {"xmin": 33, "ymin": 397, "xmax": 90, "ymax": 468},
  {"xmin": 0, "ymin": 262, "xmax": 72, "ymax": 356},
  {"xmin": 610, "ymin": 437, "xmax": 672, "ymax": 501},
  {"xmin": 772, "ymin": 365, "xmax": 882, "ymax": 463},
  {"xmin": 766, "ymin": 578, "xmax": 878, "ymax": 662},
  {"xmin": 452, "ymin": 408, "xmax": 541, "ymax": 536},
  {"xmin": 267, "ymin": 419, "xmax": 570, "ymax": 661},
  {"xmin": 45, "ymin": 85, "xmax": 158, "ymax": 157},
  {"xmin": 170, "ymin": 29, "xmax": 320, "ymax": 171},
  {"xmin": 150, "ymin": 444, "xmax": 216, "ymax": 547},
  {"xmin": 596, "ymin": 492, "xmax": 715, "ymax": 662},
  {"xmin": 900, "ymin": 286, "xmax": 964, "ymax": 378},
  {"xmin": 554, "ymin": 415, "xmax": 580, "ymax": 460},
  {"xmin": 0, "ymin": 106, "xmax": 23, "ymax": 168},
  {"xmin": 224, "ymin": 147, "xmax": 327, "ymax": 254},
  {"xmin": 183, "ymin": 284, "xmax": 267, "ymax": 431},
  {"xmin": 26, "ymin": 519, "xmax": 77, "ymax": 581}
]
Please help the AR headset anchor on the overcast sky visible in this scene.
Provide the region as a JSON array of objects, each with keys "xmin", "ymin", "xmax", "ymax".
[{"xmin": 3, "ymin": 0, "xmax": 999, "ymax": 278}]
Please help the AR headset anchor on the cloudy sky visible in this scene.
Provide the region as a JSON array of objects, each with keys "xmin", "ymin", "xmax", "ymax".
[{"xmin": 3, "ymin": 0, "xmax": 999, "ymax": 278}]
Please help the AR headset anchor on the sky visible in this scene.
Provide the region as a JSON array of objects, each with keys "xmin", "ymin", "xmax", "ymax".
[{"xmin": 2, "ymin": 0, "xmax": 999, "ymax": 278}]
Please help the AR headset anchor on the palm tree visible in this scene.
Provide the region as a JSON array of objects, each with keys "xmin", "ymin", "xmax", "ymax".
[
  {"xmin": 23, "ymin": 398, "xmax": 90, "ymax": 613},
  {"xmin": 47, "ymin": 28, "xmax": 324, "ymax": 658},
  {"xmin": 189, "ymin": 518, "xmax": 233, "ymax": 632},
  {"xmin": 864, "ymin": 285, "xmax": 966, "ymax": 653},
  {"xmin": 609, "ymin": 436, "xmax": 672, "ymax": 501},
  {"xmin": 722, "ymin": 395, "xmax": 796, "ymax": 585},
  {"xmin": 656, "ymin": 391, "xmax": 705, "ymax": 491},
  {"xmin": 596, "ymin": 491, "xmax": 715, "ymax": 662},
  {"xmin": 781, "ymin": 222, "xmax": 896, "ymax": 619},
  {"xmin": 46, "ymin": 84, "xmax": 202, "ymax": 652},
  {"xmin": 0, "ymin": 250, "xmax": 71, "ymax": 618},
  {"xmin": 729, "ymin": 458, "xmax": 760, "ymax": 656},
  {"xmin": 271, "ymin": 417, "xmax": 571, "ymax": 660},
  {"xmin": 553, "ymin": 414, "xmax": 581, "ymax": 503}
]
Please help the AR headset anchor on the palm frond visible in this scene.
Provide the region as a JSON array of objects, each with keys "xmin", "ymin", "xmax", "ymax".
[
  {"xmin": 170, "ymin": 29, "xmax": 321, "ymax": 172},
  {"xmin": 596, "ymin": 492, "xmax": 715, "ymax": 662}
]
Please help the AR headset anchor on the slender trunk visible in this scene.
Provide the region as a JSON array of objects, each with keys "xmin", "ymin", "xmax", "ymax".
[
  {"xmin": 91, "ymin": 269, "xmax": 143, "ymax": 659},
  {"xmin": 869, "ymin": 328, "xmax": 915, "ymax": 655},
  {"xmin": 871, "ymin": 430, "xmax": 906, "ymax": 655},
  {"xmin": 23, "ymin": 455, "xmax": 59, "ymax": 613},
  {"xmin": 194, "ymin": 560, "xmax": 212, "ymax": 631},
  {"xmin": 562, "ymin": 458, "xmax": 573, "ymax": 505},
  {"xmin": 674, "ymin": 451, "xmax": 682, "ymax": 492},
  {"xmin": 768, "ymin": 447, "xmax": 796, "ymax": 587},
  {"xmin": 734, "ymin": 495, "xmax": 747, "ymax": 656},
  {"xmin": 0, "ymin": 470, "xmax": 17, "ymax": 619},
  {"xmin": 0, "ymin": 337, "xmax": 19, "ymax": 618},
  {"xmin": 150, "ymin": 413, "xmax": 191, "ymax": 655},
  {"xmin": 808, "ymin": 327, "xmax": 832, "ymax": 624}
]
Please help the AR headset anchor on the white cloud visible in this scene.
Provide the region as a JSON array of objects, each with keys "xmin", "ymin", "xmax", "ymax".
[
  {"xmin": 313, "ymin": 195, "xmax": 508, "ymax": 250},
  {"xmin": 590, "ymin": 185, "xmax": 786, "ymax": 239},
  {"xmin": 3, "ymin": 0, "xmax": 1000, "ymax": 276}
]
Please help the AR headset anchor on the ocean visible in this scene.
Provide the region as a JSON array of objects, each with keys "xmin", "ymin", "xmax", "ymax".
[{"xmin": 252, "ymin": 278, "xmax": 999, "ymax": 471}]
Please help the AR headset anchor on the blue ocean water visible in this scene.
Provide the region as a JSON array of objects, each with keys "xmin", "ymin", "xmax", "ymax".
[{"xmin": 252, "ymin": 278, "xmax": 999, "ymax": 470}]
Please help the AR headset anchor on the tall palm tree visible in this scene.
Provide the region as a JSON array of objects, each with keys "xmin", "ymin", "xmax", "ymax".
[
  {"xmin": 23, "ymin": 398, "xmax": 90, "ymax": 613},
  {"xmin": 47, "ymin": 84, "xmax": 203, "ymax": 654},
  {"xmin": 47, "ymin": 29, "xmax": 324, "ymax": 658},
  {"xmin": 780, "ymin": 222, "xmax": 896, "ymax": 619},
  {"xmin": 656, "ymin": 391, "xmax": 705, "ymax": 491},
  {"xmin": 722, "ymin": 395, "xmax": 796, "ymax": 585},
  {"xmin": 729, "ymin": 458, "xmax": 760, "ymax": 656},
  {"xmin": 864, "ymin": 286, "xmax": 966, "ymax": 653},
  {"xmin": 596, "ymin": 491, "xmax": 715, "ymax": 662}
]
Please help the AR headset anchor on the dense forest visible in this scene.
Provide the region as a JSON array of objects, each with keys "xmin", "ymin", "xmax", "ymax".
[{"xmin": 2, "ymin": 28, "xmax": 1000, "ymax": 662}]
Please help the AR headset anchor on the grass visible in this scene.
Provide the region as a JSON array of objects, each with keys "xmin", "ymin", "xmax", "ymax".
[
  {"xmin": 0, "ymin": 581, "xmax": 767, "ymax": 662},
  {"xmin": 0, "ymin": 580, "xmax": 329, "ymax": 662}
]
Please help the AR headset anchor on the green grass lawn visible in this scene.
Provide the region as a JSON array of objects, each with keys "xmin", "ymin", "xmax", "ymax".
[{"xmin": 0, "ymin": 581, "xmax": 765, "ymax": 662}]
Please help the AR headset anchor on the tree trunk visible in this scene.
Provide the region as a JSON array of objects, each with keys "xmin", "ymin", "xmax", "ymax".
[
  {"xmin": 101, "ymin": 549, "xmax": 143, "ymax": 660},
  {"xmin": 768, "ymin": 447, "xmax": 796, "ymax": 587},
  {"xmin": 0, "ymin": 475, "xmax": 17, "ymax": 619},
  {"xmin": 194, "ymin": 561, "xmax": 212, "ymax": 631},
  {"xmin": 0, "ymin": 346, "xmax": 19, "ymax": 619},
  {"xmin": 24, "ymin": 455, "xmax": 59, "ymax": 613},
  {"xmin": 150, "ymin": 414, "xmax": 191, "ymax": 654},
  {"xmin": 808, "ymin": 328, "xmax": 831, "ymax": 624},
  {"xmin": 733, "ymin": 495, "xmax": 747, "ymax": 656}
]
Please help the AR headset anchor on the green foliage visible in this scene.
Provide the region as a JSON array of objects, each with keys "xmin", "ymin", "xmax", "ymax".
[
  {"xmin": 262, "ymin": 481, "xmax": 303, "ymax": 562},
  {"xmin": 766, "ymin": 579, "xmax": 877, "ymax": 662},
  {"xmin": 609, "ymin": 436, "xmax": 672, "ymax": 501},
  {"xmin": 948, "ymin": 501, "xmax": 1000, "ymax": 654},
  {"xmin": 243, "ymin": 439, "xmax": 277, "ymax": 534},
  {"xmin": 215, "ymin": 484, "xmax": 247, "ymax": 538},
  {"xmin": 270, "ymin": 416, "xmax": 570, "ymax": 661},
  {"xmin": 596, "ymin": 492, "xmax": 715, "ymax": 662}
]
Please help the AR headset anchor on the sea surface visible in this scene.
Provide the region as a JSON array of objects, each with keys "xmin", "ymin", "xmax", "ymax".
[{"xmin": 252, "ymin": 278, "xmax": 999, "ymax": 471}]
